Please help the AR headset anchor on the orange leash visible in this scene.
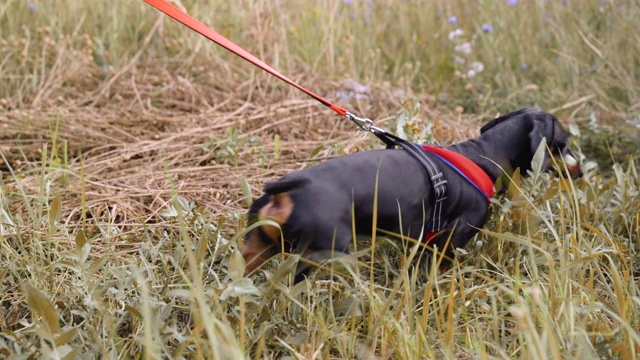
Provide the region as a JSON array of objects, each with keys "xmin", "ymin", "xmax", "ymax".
[{"xmin": 144, "ymin": 0, "xmax": 359, "ymax": 120}]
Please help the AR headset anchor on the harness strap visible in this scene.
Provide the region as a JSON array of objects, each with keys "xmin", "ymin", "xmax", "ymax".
[{"xmin": 371, "ymin": 131, "xmax": 448, "ymax": 239}]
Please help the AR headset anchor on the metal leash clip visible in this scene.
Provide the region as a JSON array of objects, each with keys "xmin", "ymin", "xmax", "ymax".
[{"xmin": 346, "ymin": 112, "xmax": 383, "ymax": 133}]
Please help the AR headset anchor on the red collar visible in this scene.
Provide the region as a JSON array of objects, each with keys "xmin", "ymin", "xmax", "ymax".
[{"xmin": 422, "ymin": 145, "xmax": 495, "ymax": 203}]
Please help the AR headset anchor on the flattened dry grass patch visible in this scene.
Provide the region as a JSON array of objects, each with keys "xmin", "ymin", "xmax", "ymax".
[{"xmin": 0, "ymin": 70, "xmax": 467, "ymax": 226}]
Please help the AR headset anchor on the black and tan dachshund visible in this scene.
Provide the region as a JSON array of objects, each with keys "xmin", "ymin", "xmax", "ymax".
[{"xmin": 241, "ymin": 108, "xmax": 583, "ymax": 278}]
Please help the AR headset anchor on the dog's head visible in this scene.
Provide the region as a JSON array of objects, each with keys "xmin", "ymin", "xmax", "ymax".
[
  {"xmin": 241, "ymin": 177, "xmax": 310, "ymax": 275},
  {"xmin": 481, "ymin": 108, "xmax": 583, "ymax": 179}
]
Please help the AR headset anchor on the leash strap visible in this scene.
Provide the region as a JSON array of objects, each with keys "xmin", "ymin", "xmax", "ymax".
[
  {"xmin": 144, "ymin": 0, "xmax": 349, "ymax": 117},
  {"xmin": 372, "ymin": 130, "xmax": 448, "ymax": 238}
]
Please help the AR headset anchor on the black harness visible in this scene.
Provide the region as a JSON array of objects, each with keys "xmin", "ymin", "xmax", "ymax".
[{"xmin": 372, "ymin": 131, "xmax": 448, "ymax": 237}]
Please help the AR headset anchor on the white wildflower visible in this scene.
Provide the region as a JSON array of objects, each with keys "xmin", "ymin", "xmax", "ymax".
[
  {"xmin": 454, "ymin": 56, "xmax": 466, "ymax": 64},
  {"xmin": 469, "ymin": 61, "xmax": 484, "ymax": 73},
  {"xmin": 448, "ymin": 29, "xmax": 464, "ymax": 41},
  {"xmin": 454, "ymin": 42, "xmax": 472, "ymax": 54}
]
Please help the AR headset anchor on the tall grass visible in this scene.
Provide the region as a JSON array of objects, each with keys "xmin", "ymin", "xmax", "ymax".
[
  {"xmin": 1, "ymin": 0, "xmax": 639, "ymax": 358},
  {"xmin": 1, "ymin": 126, "xmax": 638, "ymax": 358},
  {"xmin": 1, "ymin": 0, "xmax": 639, "ymax": 116}
]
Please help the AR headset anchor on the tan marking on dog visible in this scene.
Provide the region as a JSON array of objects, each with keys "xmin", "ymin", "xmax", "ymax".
[
  {"xmin": 565, "ymin": 163, "xmax": 582, "ymax": 178},
  {"xmin": 241, "ymin": 229, "xmax": 278, "ymax": 275},
  {"xmin": 258, "ymin": 193, "xmax": 294, "ymax": 243}
]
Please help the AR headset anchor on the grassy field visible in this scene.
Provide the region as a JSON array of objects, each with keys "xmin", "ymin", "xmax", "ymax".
[{"xmin": 1, "ymin": 0, "xmax": 639, "ymax": 358}]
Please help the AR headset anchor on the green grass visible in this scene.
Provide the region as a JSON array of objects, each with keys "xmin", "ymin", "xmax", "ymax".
[{"xmin": 1, "ymin": 0, "xmax": 639, "ymax": 358}]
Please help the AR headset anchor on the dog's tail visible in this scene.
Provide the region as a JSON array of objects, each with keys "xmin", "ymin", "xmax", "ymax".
[{"xmin": 264, "ymin": 177, "xmax": 309, "ymax": 194}]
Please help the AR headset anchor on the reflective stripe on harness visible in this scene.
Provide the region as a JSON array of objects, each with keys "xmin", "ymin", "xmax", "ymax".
[
  {"xmin": 370, "ymin": 132, "xmax": 448, "ymax": 242},
  {"xmin": 421, "ymin": 145, "xmax": 495, "ymax": 245}
]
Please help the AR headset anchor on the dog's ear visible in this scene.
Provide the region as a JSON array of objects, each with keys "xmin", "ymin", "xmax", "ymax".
[
  {"xmin": 481, "ymin": 108, "xmax": 538, "ymax": 134},
  {"xmin": 264, "ymin": 177, "xmax": 309, "ymax": 194},
  {"xmin": 528, "ymin": 112, "xmax": 571, "ymax": 173},
  {"xmin": 529, "ymin": 114, "xmax": 554, "ymax": 156},
  {"xmin": 480, "ymin": 114, "xmax": 508, "ymax": 134}
]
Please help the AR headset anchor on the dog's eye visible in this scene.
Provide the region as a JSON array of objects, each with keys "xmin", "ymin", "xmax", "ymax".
[{"xmin": 270, "ymin": 195, "xmax": 281, "ymax": 208}]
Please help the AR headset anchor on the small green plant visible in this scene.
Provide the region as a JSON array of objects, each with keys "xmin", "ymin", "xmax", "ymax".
[
  {"xmin": 202, "ymin": 125, "xmax": 263, "ymax": 167},
  {"xmin": 394, "ymin": 98, "xmax": 434, "ymax": 144}
]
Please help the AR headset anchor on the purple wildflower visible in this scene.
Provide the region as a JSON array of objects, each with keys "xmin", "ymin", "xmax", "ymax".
[
  {"xmin": 521, "ymin": 63, "xmax": 528, "ymax": 70},
  {"xmin": 29, "ymin": 2, "xmax": 38, "ymax": 11},
  {"xmin": 482, "ymin": 24, "xmax": 493, "ymax": 33},
  {"xmin": 508, "ymin": 0, "xmax": 518, "ymax": 6},
  {"xmin": 448, "ymin": 16, "xmax": 457, "ymax": 24},
  {"xmin": 344, "ymin": 0, "xmax": 353, "ymax": 5}
]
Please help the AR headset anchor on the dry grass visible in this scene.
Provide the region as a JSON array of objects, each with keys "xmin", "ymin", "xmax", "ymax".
[{"xmin": 1, "ymin": 0, "xmax": 639, "ymax": 358}]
